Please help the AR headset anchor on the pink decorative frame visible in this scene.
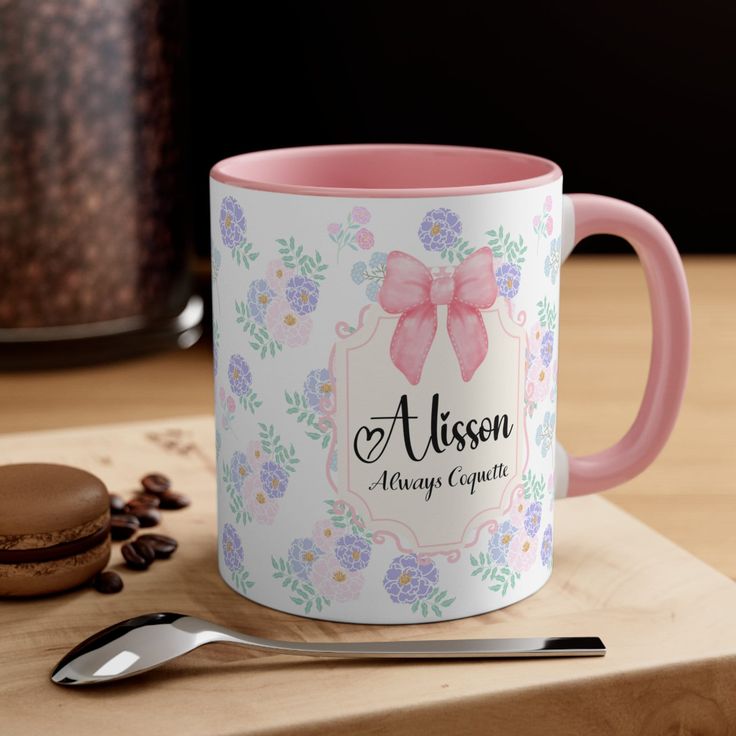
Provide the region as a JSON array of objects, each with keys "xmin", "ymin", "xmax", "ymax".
[{"xmin": 323, "ymin": 303, "xmax": 530, "ymax": 562}]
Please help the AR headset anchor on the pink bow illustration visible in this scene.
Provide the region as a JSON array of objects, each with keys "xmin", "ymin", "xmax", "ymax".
[{"xmin": 378, "ymin": 247, "xmax": 497, "ymax": 385}]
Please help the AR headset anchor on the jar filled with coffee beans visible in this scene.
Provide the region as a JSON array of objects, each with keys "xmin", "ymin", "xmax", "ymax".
[{"xmin": 0, "ymin": 0, "xmax": 202, "ymax": 368}]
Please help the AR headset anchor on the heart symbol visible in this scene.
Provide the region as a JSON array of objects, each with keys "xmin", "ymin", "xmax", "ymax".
[
  {"xmin": 354, "ymin": 426, "xmax": 386, "ymax": 462},
  {"xmin": 441, "ymin": 412, "xmax": 450, "ymax": 421}
]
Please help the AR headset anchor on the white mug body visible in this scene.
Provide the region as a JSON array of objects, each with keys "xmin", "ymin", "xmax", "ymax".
[{"xmin": 211, "ymin": 149, "xmax": 562, "ymax": 623}]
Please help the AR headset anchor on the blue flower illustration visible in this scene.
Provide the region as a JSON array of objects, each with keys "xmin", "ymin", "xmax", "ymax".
[
  {"xmin": 335, "ymin": 534, "xmax": 372, "ymax": 572},
  {"xmin": 220, "ymin": 196, "xmax": 246, "ymax": 248},
  {"xmin": 383, "ymin": 554, "xmax": 438, "ymax": 604},
  {"xmin": 535, "ymin": 412, "xmax": 555, "ymax": 458},
  {"xmin": 366, "ymin": 281, "xmax": 380, "ymax": 302},
  {"xmin": 230, "ymin": 451, "xmax": 251, "ymax": 491},
  {"xmin": 288, "ymin": 537, "xmax": 323, "ymax": 580},
  {"xmin": 540, "ymin": 330, "xmax": 554, "ymax": 367},
  {"xmin": 246, "ymin": 279, "xmax": 276, "ymax": 325},
  {"xmin": 260, "ymin": 461, "xmax": 289, "ymax": 498},
  {"xmin": 544, "ymin": 237, "xmax": 561, "ymax": 284},
  {"xmin": 303, "ymin": 368, "xmax": 333, "ymax": 412},
  {"xmin": 496, "ymin": 262, "xmax": 521, "ymax": 298},
  {"xmin": 222, "ymin": 523, "xmax": 244, "ymax": 572},
  {"xmin": 228, "ymin": 354, "xmax": 252, "ymax": 397},
  {"xmin": 369, "ymin": 251, "xmax": 387, "ymax": 269},
  {"xmin": 488, "ymin": 520, "xmax": 517, "ymax": 564},
  {"xmin": 351, "ymin": 262, "xmax": 367, "ymax": 285},
  {"xmin": 418, "ymin": 208, "xmax": 462, "ymax": 253},
  {"xmin": 285, "ymin": 275, "xmax": 320, "ymax": 316},
  {"xmin": 541, "ymin": 524, "xmax": 553, "ymax": 568},
  {"xmin": 524, "ymin": 501, "xmax": 542, "ymax": 537}
]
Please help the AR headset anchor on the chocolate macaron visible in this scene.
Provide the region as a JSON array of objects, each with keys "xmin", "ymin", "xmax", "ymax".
[{"xmin": 0, "ymin": 463, "xmax": 111, "ymax": 597}]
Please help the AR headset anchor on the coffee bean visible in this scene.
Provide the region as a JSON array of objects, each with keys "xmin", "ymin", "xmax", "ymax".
[
  {"xmin": 136, "ymin": 492, "xmax": 161, "ymax": 508},
  {"xmin": 122, "ymin": 540, "xmax": 152, "ymax": 570},
  {"xmin": 132, "ymin": 538, "xmax": 156, "ymax": 565},
  {"xmin": 124, "ymin": 501, "xmax": 161, "ymax": 527},
  {"xmin": 109, "ymin": 493, "xmax": 126, "ymax": 514},
  {"xmin": 137, "ymin": 533, "xmax": 178, "ymax": 559},
  {"xmin": 158, "ymin": 491, "xmax": 191, "ymax": 510},
  {"xmin": 111, "ymin": 513, "xmax": 140, "ymax": 541},
  {"xmin": 141, "ymin": 473, "xmax": 171, "ymax": 495},
  {"xmin": 93, "ymin": 570, "xmax": 123, "ymax": 594}
]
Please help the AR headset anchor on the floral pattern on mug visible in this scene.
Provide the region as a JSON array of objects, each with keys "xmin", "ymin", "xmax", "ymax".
[
  {"xmin": 221, "ymin": 523, "xmax": 255, "ymax": 593},
  {"xmin": 224, "ymin": 424, "xmax": 299, "ymax": 527},
  {"xmin": 533, "ymin": 194, "xmax": 554, "ymax": 247},
  {"xmin": 523, "ymin": 470, "xmax": 546, "ymax": 503},
  {"xmin": 244, "ymin": 475, "xmax": 280, "ymax": 525},
  {"xmin": 235, "ymin": 237, "xmax": 328, "ymax": 359},
  {"xmin": 545, "ymin": 236, "xmax": 561, "ymax": 284},
  {"xmin": 525, "ymin": 302, "xmax": 557, "ymax": 416},
  {"xmin": 222, "ymin": 450, "xmax": 252, "ymax": 524},
  {"xmin": 217, "ymin": 385, "xmax": 237, "ymax": 431},
  {"xmin": 382, "ymin": 554, "xmax": 455, "ymax": 617},
  {"xmin": 272, "ymin": 500, "xmax": 374, "ymax": 615},
  {"xmin": 328, "ymin": 206, "xmax": 374, "ymax": 261},
  {"xmin": 540, "ymin": 524, "xmax": 553, "ymax": 568},
  {"xmin": 312, "ymin": 518, "xmax": 342, "ymax": 551},
  {"xmin": 213, "ymin": 322, "xmax": 221, "ymax": 377},
  {"xmin": 285, "ymin": 368, "xmax": 335, "ymax": 448},
  {"xmin": 228, "ymin": 354, "xmax": 262, "ymax": 413},
  {"xmin": 219, "ymin": 196, "xmax": 259, "ymax": 270},
  {"xmin": 311, "ymin": 554, "xmax": 365, "ymax": 602},
  {"xmin": 535, "ymin": 411, "xmax": 555, "ymax": 458},
  {"xmin": 288, "ymin": 537, "xmax": 324, "ymax": 580},
  {"xmin": 470, "ymin": 462, "xmax": 552, "ymax": 597},
  {"xmin": 418, "ymin": 207, "xmax": 474, "ymax": 263},
  {"xmin": 351, "ymin": 251, "xmax": 387, "ymax": 302},
  {"xmin": 486, "ymin": 224, "xmax": 526, "ymax": 300}
]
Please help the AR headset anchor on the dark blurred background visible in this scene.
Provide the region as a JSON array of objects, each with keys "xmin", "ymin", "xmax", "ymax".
[
  {"xmin": 185, "ymin": 0, "xmax": 736, "ymax": 255},
  {"xmin": 1, "ymin": 0, "xmax": 733, "ymax": 365}
]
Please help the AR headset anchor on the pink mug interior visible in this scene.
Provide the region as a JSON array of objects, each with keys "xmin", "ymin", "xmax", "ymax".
[{"xmin": 210, "ymin": 144, "xmax": 562, "ymax": 197}]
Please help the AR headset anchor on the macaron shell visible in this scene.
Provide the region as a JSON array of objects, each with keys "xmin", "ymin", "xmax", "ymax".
[
  {"xmin": 0, "ymin": 463, "xmax": 109, "ymax": 535},
  {"xmin": 0, "ymin": 538, "xmax": 110, "ymax": 597}
]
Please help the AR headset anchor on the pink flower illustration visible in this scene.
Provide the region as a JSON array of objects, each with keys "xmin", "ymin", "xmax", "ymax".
[
  {"xmin": 355, "ymin": 228, "xmax": 375, "ymax": 250},
  {"xmin": 545, "ymin": 216, "xmax": 554, "ymax": 236},
  {"xmin": 526, "ymin": 357, "xmax": 551, "ymax": 402},
  {"xmin": 528, "ymin": 321, "xmax": 544, "ymax": 357},
  {"xmin": 543, "ymin": 195, "xmax": 553, "ymax": 213},
  {"xmin": 327, "ymin": 222, "xmax": 341, "ymax": 236},
  {"xmin": 247, "ymin": 440, "xmax": 269, "ymax": 469},
  {"xmin": 510, "ymin": 497, "xmax": 529, "ymax": 528},
  {"xmin": 218, "ymin": 386, "xmax": 226, "ymax": 403},
  {"xmin": 266, "ymin": 259, "xmax": 295, "ymax": 293},
  {"xmin": 266, "ymin": 299, "xmax": 312, "ymax": 347},
  {"xmin": 226, "ymin": 395, "xmax": 236, "ymax": 413},
  {"xmin": 311, "ymin": 553, "xmax": 365, "ymax": 602},
  {"xmin": 244, "ymin": 476, "xmax": 279, "ymax": 525},
  {"xmin": 532, "ymin": 214, "xmax": 541, "ymax": 231},
  {"xmin": 508, "ymin": 532, "xmax": 538, "ymax": 572},
  {"xmin": 351, "ymin": 206, "xmax": 371, "ymax": 225},
  {"xmin": 312, "ymin": 519, "xmax": 344, "ymax": 551}
]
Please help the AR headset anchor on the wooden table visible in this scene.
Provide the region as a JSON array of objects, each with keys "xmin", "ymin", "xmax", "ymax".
[{"xmin": 0, "ymin": 255, "xmax": 735, "ymax": 735}]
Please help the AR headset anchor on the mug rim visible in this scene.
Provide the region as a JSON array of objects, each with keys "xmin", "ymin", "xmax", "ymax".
[{"xmin": 210, "ymin": 143, "xmax": 562, "ymax": 198}]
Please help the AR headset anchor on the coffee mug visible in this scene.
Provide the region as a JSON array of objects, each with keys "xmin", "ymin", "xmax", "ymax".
[{"xmin": 210, "ymin": 144, "xmax": 689, "ymax": 624}]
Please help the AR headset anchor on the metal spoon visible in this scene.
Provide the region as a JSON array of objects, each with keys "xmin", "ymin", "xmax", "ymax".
[{"xmin": 51, "ymin": 611, "xmax": 605, "ymax": 686}]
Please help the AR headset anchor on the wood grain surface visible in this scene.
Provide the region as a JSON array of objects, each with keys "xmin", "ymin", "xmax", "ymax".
[
  {"xmin": 1, "ymin": 255, "xmax": 733, "ymax": 579},
  {"xmin": 0, "ymin": 416, "xmax": 735, "ymax": 735}
]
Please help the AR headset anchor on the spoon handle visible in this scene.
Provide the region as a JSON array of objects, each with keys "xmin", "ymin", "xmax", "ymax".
[{"xmin": 217, "ymin": 630, "xmax": 606, "ymax": 659}]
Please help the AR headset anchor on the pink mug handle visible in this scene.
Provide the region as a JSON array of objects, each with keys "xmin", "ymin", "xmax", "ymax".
[{"xmin": 556, "ymin": 194, "xmax": 690, "ymax": 497}]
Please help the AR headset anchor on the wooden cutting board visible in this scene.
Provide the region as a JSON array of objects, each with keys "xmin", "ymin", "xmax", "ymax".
[{"xmin": 0, "ymin": 416, "xmax": 734, "ymax": 735}]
